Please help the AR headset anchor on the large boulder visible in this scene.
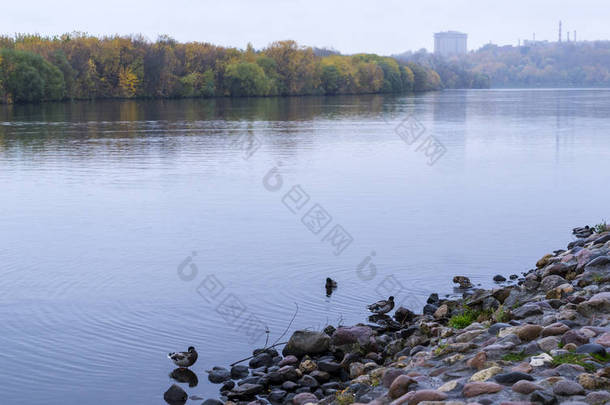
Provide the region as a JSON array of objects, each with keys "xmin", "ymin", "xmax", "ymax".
[
  {"xmin": 577, "ymin": 292, "xmax": 610, "ymax": 316},
  {"xmin": 331, "ymin": 326, "xmax": 375, "ymax": 347},
  {"xmin": 164, "ymin": 384, "xmax": 188, "ymax": 404},
  {"xmin": 282, "ymin": 331, "xmax": 330, "ymax": 357}
]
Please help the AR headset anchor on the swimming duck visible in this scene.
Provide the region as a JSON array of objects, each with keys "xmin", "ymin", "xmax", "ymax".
[
  {"xmin": 367, "ymin": 296, "xmax": 394, "ymax": 314},
  {"xmin": 168, "ymin": 346, "xmax": 198, "ymax": 368},
  {"xmin": 325, "ymin": 278, "xmax": 338, "ymax": 296},
  {"xmin": 325, "ymin": 278, "xmax": 337, "ymax": 288}
]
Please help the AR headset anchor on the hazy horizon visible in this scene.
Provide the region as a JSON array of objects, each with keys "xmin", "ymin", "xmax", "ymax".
[{"xmin": 3, "ymin": 0, "xmax": 610, "ymax": 55}]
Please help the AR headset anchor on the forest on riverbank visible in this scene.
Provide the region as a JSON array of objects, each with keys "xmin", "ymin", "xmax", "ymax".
[{"xmin": 0, "ymin": 34, "xmax": 451, "ymax": 104}]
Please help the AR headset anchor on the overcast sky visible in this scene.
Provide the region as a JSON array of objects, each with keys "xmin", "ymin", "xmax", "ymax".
[{"xmin": 2, "ymin": 0, "xmax": 609, "ymax": 54}]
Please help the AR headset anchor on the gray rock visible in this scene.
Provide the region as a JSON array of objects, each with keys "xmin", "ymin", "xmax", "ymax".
[
  {"xmin": 540, "ymin": 275, "xmax": 568, "ymax": 292},
  {"xmin": 488, "ymin": 323, "xmax": 511, "ymax": 335},
  {"xmin": 292, "ymin": 392, "xmax": 318, "ymax": 405},
  {"xmin": 553, "ymin": 380, "xmax": 585, "ymax": 396},
  {"xmin": 231, "ymin": 364, "xmax": 250, "ymax": 379},
  {"xmin": 513, "ymin": 304, "xmax": 543, "ymax": 319},
  {"xmin": 538, "ymin": 336, "xmax": 560, "ymax": 352},
  {"xmin": 530, "ymin": 390, "xmax": 558, "ymax": 404},
  {"xmin": 268, "ymin": 390, "xmax": 287, "ymax": 402},
  {"xmin": 494, "ymin": 371, "xmax": 534, "ymax": 384},
  {"xmin": 575, "ymin": 343, "xmax": 607, "ymax": 356},
  {"xmin": 317, "ymin": 360, "xmax": 341, "ymax": 373},
  {"xmin": 250, "ymin": 353, "xmax": 273, "ymax": 368},
  {"xmin": 330, "ymin": 326, "xmax": 374, "ymax": 347},
  {"xmin": 208, "ymin": 367, "xmax": 231, "ymax": 383},
  {"xmin": 283, "ymin": 331, "xmax": 330, "ymax": 357},
  {"xmin": 227, "ymin": 383, "xmax": 264, "ymax": 400},
  {"xmin": 202, "ymin": 400, "xmax": 224, "ymax": 405},
  {"xmin": 164, "ymin": 384, "xmax": 188, "ymax": 404}
]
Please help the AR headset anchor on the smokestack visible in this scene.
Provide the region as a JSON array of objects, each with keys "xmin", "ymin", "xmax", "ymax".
[{"xmin": 559, "ymin": 20, "xmax": 562, "ymax": 43}]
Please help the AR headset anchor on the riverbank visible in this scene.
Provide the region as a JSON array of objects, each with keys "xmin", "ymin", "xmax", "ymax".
[{"xmin": 173, "ymin": 223, "xmax": 610, "ymax": 405}]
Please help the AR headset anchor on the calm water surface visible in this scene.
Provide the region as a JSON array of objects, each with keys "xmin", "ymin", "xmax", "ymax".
[{"xmin": 1, "ymin": 90, "xmax": 609, "ymax": 404}]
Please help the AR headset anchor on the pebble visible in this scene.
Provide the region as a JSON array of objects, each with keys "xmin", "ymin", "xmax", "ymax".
[
  {"xmin": 494, "ymin": 372, "xmax": 534, "ymax": 384},
  {"xmin": 511, "ymin": 380, "xmax": 543, "ymax": 394}
]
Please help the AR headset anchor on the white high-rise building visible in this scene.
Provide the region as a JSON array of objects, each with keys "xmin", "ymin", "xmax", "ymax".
[{"xmin": 434, "ymin": 31, "xmax": 468, "ymax": 57}]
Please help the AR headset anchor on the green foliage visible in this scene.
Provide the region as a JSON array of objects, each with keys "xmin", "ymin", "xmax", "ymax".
[
  {"xmin": 494, "ymin": 305, "xmax": 510, "ymax": 323},
  {"xmin": 448, "ymin": 307, "xmax": 491, "ymax": 329},
  {"xmin": 335, "ymin": 391, "xmax": 355, "ymax": 405},
  {"xmin": 0, "ymin": 48, "xmax": 64, "ymax": 102},
  {"xmin": 502, "ymin": 351, "xmax": 529, "ymax": 362},
  {"xmin": 224, "ymin": 62, "xmax": 271, "ymax": 96},
  {"xmin": 551, "ymin": 353, "xmax": 596, "ymax": 372},
  {"xmin": 594, "ymin": 220, "xmax": 608, "ymax": 234}
]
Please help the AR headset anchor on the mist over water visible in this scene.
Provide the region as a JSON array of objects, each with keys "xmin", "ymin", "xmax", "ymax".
[{"xmin": 1, "ymin": 90, "xmax": 609, "ymax": 405}]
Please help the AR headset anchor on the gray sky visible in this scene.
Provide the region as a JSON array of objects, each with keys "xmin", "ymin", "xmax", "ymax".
[{"xmin": 2, "ymin": 0, "xmax": 609, "ymax": 54}]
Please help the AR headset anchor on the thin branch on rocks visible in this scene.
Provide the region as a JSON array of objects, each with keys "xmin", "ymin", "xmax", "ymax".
[
  {"xmin": 270, "ymin": 302, "xmax": 299, "ymax": 347},
  {"xmin": 229, "ymin": 341, "xmax": 289, "ymax": 367}
]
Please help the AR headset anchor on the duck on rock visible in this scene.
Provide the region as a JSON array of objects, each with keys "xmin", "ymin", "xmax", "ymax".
[
  {"xmin": 367, "ymin": 296, "xmax": 394, "ymax": 314},
  {"xmin": 168, "ymin": 346, "xmax": 198, "ymax": 369}
]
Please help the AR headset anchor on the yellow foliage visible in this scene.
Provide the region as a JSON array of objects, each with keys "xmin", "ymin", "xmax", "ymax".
[{"xmin": 119, "ymin": 66, "xmax": 139, "ymax": 98}]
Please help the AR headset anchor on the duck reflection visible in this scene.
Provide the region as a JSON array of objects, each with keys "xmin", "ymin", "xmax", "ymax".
[{"xmin": 170, "ymin": 367, "xmax": 199, "ymax": 387}]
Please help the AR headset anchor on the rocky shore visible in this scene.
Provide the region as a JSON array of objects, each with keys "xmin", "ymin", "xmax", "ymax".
[{"xmin": 167, "ymin": 225, "xmax": 610, "ymax": 405}]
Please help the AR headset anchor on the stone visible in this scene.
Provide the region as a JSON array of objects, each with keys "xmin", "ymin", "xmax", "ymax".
[
  {"xmin": 575, "ymin": 343, "xmax": 607, "ymax": 357},
  {"xmin": 349, "ymin": 362, "xmax": 365, "ymax": 378},
  {"xmin": 456, "ymin": 330, "xmax": 485, "ymax": 343},
  {"xmin": 268, "ymin": 389, "xmax": 287, "ymax": 402},
  {"xmin": 317, "ymin": 360, "xmax": 341, "ymax": 374},
  {"xmin": 279, "ymin": 355, "xmax": 299, "ymax": 366},
  {"xmin": 394, "ymin": 307, "xmax": 416, "ymax": 323},
  {"xmin": 530, "ymin": 353, "xmax": 553, "ymax": 367},
  {"xmin": 494, "ymin": 372, "xmax": 534, "ymax": 384},
  {"xmin": 530, "ymin": 390, "xmax": 558, "ymax": 405},
  {"xmin": 423, "ymin": 304, "xmax": 438, "ymax": 315},
  {"xmin": 231, "ymin": 365, "xmax": 250, "ymax": 379},
  {"xmin": 227, "ymin": 384, "xmax": 264, "ymax": 400},
  {"xmin": 164, "ymin": 384, "xmax": 188, "ymax": 404},
  {"xmin": 511, "ymin": 362, "xmax": 533, "ymax": 374},
  {"xmin": 462, "ymin": 382, "xmax": 504, "ymax": 397},
  {"xmin": 586, "ymin": 390, "xmax": 610, "ymax": 404},
  {"xmin": 540, "ymin": 275, "xmax": 568, "ymax": 293},
  {"xmin": 552, "ymin": 380, "xmax": 585, "ymax": 396},
  {"xmin": 292, "ymin": 392, "xmax": 318, "ymax": 405},
  {"xmin": 282, "ymin": 381, "xmax": 298, "ymax": 391},
  {"xmin": 390, "ymin": 389, "xmax": 448, "ymax": 405},
  {"xmin": 467, "ymin": 352, "xmax": 487, "ymax": 370},
  {"xmin": 382, "ymin": 368, "xmax": 407, "ymax": 388},
  {"xmin": 331, "ymin": 326, "xmax": 374, "ymax": 347},
  {"xmin": 299, "ymin": 359, "xmax": 317, "ymax": 373},
  {"xmin": 578, "ymin": 292, "xmax": 610, "ymax": 316},
  {"xmin": 560, "ymin": 330, "xmax": 589, "ymax": 347},
  {"xmin": 298, "ymin": 375, "xmax": 319, "ymax": 388},
  {"xmin": 538, "ymin": 336, "xmax": 560, "ymax": 352},
  {"xmin": 249, "ymin": 353, "xmax": 273, "ymax": 368},
  {"xmin": 278, "ymin": 365, "xmax": 299, "ymax": 381},
  {"xmin": 433, "ymin": 304, "xmax": 449, "ymax": 319},
  {"xmin": 541, "ymin": 323, "xmax": 570, "ymax": 337},
  {"xmin": 537, "ymin": 254, "xmax": 554, "ymax": 268},
  {"xmin": 517, "ymin": 324, "xmax": 543, "ymax": 341},
  {"xmin": 489, "ymin": 323, "xmax": 512, "ymax": 335},
  {"xmin": 437, "ymin": 379, "xmax": 461, "ymax": 392},
  {"xmin": 513, "ymin": 304, "xmax": 543, "ymax": 319},
  {"xmin": 470, "ymin": 366, "xmax": 503, "ymax": 382},
  {"xmin": 388, "ymin": 375, "xmax": 416, "ymax": 399},
  {"xmin": 202, "ymin": 400, "xmax": 223, "ymax": 405},
  {"xmin": 208, "ymin": 367, "xmax": 231, "ymax": 383},
  {"xmin": 494, "ymin": 275, "xmax": 507, "ymax": 282},
  {"xmin": 283, "ymin": 331, "xmax": 330, "ymax": 357},
  {"xmin": 512, "ymin": 380, "xmax": 543, "ymax": 394},
  {"xmin": 576, "ymin": 374, "xmax": 598, "ymax": 390},
  {"xmin": 596, "ymin": 332, "xmax": 610, "ymax": 347}
]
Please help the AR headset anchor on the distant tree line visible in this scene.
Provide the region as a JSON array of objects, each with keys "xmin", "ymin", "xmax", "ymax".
[
  {"xmin": 0, "ymin": 34, "xmax": 448, "ymax": 104},
  {"xmin": 397, "ymin": 41, "xmax": 610, "ymax": 88}
]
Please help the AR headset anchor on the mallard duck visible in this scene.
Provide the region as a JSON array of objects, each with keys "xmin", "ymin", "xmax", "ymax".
[
  {"xmin": 367, "ymin": 296, "xmax": 394, "ymax": 314},
  {"xmin": 168, "ymin": 346, "xmax": 198, "ymax": 368}
]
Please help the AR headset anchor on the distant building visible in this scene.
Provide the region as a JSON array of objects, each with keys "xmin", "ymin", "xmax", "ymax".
[{"xmin": 434, "ymin": 31, "xmax": 468, "ymax": 57}]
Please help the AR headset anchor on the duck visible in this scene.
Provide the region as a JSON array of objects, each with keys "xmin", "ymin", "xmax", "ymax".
[
  {"xmin": 168, "ymin": 346, "xmax": 198, "ymax": 368},
  {"xmin": 367, "ymin": 296, "xmax": 394, "ymax": 314},
  {"xmin": 325, "ymin": 278, "xmax": 338, "ymax": 296}
]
